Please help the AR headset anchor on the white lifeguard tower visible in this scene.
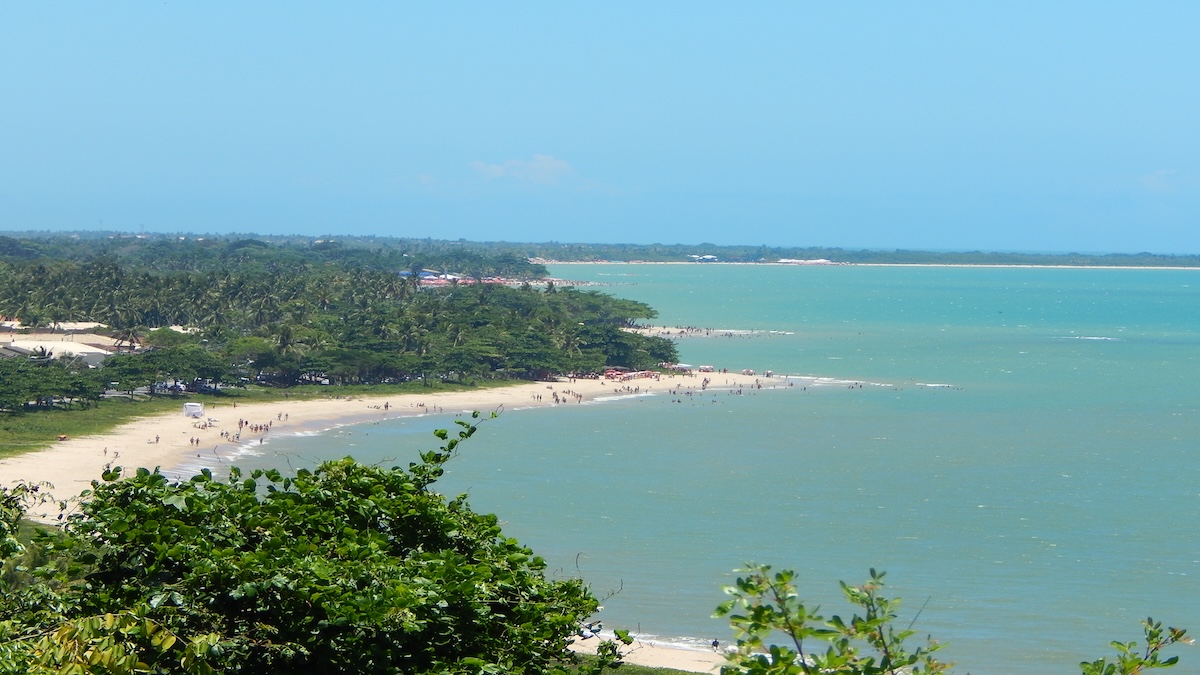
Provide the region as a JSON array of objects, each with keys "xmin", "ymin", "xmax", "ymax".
[{"xmin": 183, "ymin": 402, "xmax": 205, "ymax": 418}]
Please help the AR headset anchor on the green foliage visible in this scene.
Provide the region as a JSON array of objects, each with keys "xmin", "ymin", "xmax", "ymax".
[
  {"xmin": 11, "ymin": 229, "xmax": 1200, "ymax": 267},
  {"xmin": 0, "ymin": 359, "xmax": 104, "ymax": 414},
  {"xmin": 0, "ymin": 415, "xmax": 620, "ymax": 674},
  {"xmin": 715, "ymin": 564, "xmax": 1189, "ymax": 675},
  {"xmin": 526, "ymin": 241, "xmax": 1200, "ymax": 267},
  {"xmin": 142, "ymin": 328, "xmax": 200, "ymax": 349},
  {"xmin": 0, "ymin": 484, "xmax": 37, "ymax": 560},
  {"xmin": 10, "ymin": 611, "xmax": 221, "ymax": 675},
  {"xmin": 716, "ymin": 564, "xmax": 948, "ymax": 675},
  {"xmin": 102, "ymin": 346, "xmax": 228, "ymax": 394},
  {"xmin": 0, "ymin": 397, "xmax": 192, "ymax": 459},
  {"xmin": 0, "ymin": 236, "xmax": 41, "ymax": 260},
  {"xmin": 0, "ymin": 241, "xmax": 676, "ymax": 396},
  {"xmin": 1080, "ymin": 619, "xmax": 1190, "ymax": 675}
]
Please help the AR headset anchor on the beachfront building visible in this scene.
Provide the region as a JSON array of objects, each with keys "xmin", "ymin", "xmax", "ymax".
[{"xmin": 0, "ymin": 340, "xmax": 114, "ymax": 367}]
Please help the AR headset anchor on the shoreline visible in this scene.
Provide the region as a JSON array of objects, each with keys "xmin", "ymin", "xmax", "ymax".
[
  {"xmin": 544, "ymin": 260, "xmax": 1200, "ymax": 271},
  {"xmin": 2, "ymin": 368, "xmax": 789, "ymax": 515},
  {"xmin": 1, "ymin": 368, "xmax": 781, "ymax": 673},
  {"xmin": 569, "ymin": 633, "xmax": 725, "ymax": 673}
]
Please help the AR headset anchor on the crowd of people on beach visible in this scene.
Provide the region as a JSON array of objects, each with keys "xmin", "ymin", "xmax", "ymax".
[
  {"xmin": 632, "ymin": 325, "xmax": 779, "ymax": 340},
  {"xmin": 96, "ymin": 364, "xmax": 798, "ymax": 480},
  {"xmin": 530, "ymin": 386, "xmax": 588, "ymax": 404}
]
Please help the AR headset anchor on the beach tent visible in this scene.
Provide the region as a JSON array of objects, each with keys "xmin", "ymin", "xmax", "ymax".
[{"xmin": 183, "ymin": 402, "xmax": 204, "ymax": 418}]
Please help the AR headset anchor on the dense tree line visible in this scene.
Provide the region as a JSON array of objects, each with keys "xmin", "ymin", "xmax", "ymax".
[
  {"xmin": 7, "ymin": 231, "xmax": 1199, "ymax": 269},
  {"xmin": 0, "ymin": 234, "xmax": 546, "ymax": 278},
  {"xmin": 527, "ymin": 241, "xmax": 1200, "ymax": 266},
  {"xmin": 0, "ymin": 358, "xmax": 104, "ymax": 413},
  {"xmin": 0, "ymin": 240, "xmax": 676, "ymax": 410}
]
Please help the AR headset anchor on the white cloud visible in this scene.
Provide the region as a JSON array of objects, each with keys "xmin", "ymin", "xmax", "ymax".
[
  {"xmin": 469, "ymin": 154, "xmax": 574, "ymax": 185},
  {"xmin": 1140, "ymin": 169, "xmax": 1178, "ymax": 193}
]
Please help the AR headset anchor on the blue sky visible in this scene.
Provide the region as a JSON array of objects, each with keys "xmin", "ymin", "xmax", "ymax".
[{"xmin": 2, "ymin": 3, "xmax": 1198, "ymax": 253}]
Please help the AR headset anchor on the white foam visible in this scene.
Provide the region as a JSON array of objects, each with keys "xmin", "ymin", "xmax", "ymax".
[
  {"xmin": 592, "ymin": 392, "xmax": 658, "ymax": 402},
  {"xmin": 586, "ymin": 630, "xmax": 718, "ymax": 653}
]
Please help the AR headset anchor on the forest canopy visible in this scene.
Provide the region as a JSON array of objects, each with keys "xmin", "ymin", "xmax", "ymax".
[{"xmin": 0, "ymin": 235, "xmax": 677, "ymax": 411}]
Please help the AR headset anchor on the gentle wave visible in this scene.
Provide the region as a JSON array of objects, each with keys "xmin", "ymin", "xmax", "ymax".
[
  {"xmin": 589, "ymin": 630, "xmax": 723, "ymax": 653},
  {"xmin": 592, "ymin": 392, "xmax": 658, "ymax": 402}
]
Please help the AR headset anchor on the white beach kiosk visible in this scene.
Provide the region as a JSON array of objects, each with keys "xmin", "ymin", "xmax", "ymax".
[{"xmin": 183, "ymin": 402, "xmax": 205, "ymax": 418}]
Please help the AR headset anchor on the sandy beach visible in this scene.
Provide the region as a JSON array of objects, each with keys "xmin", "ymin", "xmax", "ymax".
[
  {"xmin": 1, "ymin": 368, "xmax": 787, "ymax": 513},
  {"xmin": 569, "ymin": 634, "xmax": 727, "ymax": 673},
  {"xmin": 1, "ymin": 367, "xmax": 782, "ymax": 673}
]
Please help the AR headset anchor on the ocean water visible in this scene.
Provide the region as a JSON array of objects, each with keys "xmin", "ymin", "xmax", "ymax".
[{"xmin": 216, "ymin": 264, "xmax": 1200, "ymax": 674}]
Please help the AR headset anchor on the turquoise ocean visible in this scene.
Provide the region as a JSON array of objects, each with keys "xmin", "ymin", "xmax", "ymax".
[{"xmin": 207, "ymin": 264, "xmax": 1200, "ymax": 673}]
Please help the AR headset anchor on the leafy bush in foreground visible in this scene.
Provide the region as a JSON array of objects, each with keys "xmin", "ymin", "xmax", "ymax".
[
  {"xmin": 715, "ymin": 564, "xmax": 1190, "ymax": 675},
  {"xmin": 1, "ymin": 417, "xmax": 1187, "ymax": 674},
  {"xmin": 0, "ymin": 413, "xmax": 615, "ymax": 674}
]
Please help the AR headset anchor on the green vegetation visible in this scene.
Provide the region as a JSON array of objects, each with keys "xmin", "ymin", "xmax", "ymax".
[
  {"xmin": 1, "ymin": 420, "xmax": 1189, "ymax": 674},
  {"xmin": 528, "ymin": 241, "xmax": 1200, "ymax": 266},
  {"xmin": 1, "ymin": 232, "xmax": 1190, "ymax": 673},
  {"xmin": 7, "ymin": 230, "xmax": 1200, "ymax": 271},
  {"xmin": 0, "ymin": 234, "xmax": 546, "ymax": 278},
  {"xmin": 0, "ymin": 414, "xmax": 630, "ymax": 674},
  {"xmin": 0, "ymin": 396, "xmax": 179, "ymax": 458},
  {"xmin": 0, "ymin": 358, "xmax": 107, "ymax": 415},
  {"xmin": 0, "ymin": 234, "xmax": 677, "ymax": 447},
  {"xmin": 0, "ymin": 381, "xmax": 505, "ymax": 458},
  {"xmin": 0, "ymin": 249, "xmax": 673, "ymax": 388},
  {"xmin": 716, "ymin": 563, "xmax": 1189, "ymax": 675}
]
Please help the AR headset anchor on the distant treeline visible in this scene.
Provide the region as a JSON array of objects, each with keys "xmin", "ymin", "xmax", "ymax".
[
  {"xmin": 5, "ymin": 231, "xmax": 1199, "ymax": 267},
  {"xmin": 0, "ymin": 232, "xmax": 546, "ymax": 278},
  {"xmin": 526, "ymin": 242, "xmax": 1200, "ymax": 267}
]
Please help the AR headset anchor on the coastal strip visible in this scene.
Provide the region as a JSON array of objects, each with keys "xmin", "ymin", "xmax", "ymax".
[
  {"xmin": 543, "ymin": 260, "xmax": 1200, "ymax": 270},
  {"xmin": 2, "ymin": 368, "xmax": 788, "ymax": 517},
  {"xmin": 569, "ymin": 634, "xmax": 725, "ymax": 673},
  {"xmin": 1, "ymin": 369, "xmax": 783, "ymax": 674}
]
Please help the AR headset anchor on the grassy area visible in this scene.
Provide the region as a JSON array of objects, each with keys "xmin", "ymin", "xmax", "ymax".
[
  {"xmin": 0, "ymin": 397, "xmax": 183, "ymax": 458},
  {"xmin": 0, "ymin": 380, "xmax": 523, "ymax": 458}
]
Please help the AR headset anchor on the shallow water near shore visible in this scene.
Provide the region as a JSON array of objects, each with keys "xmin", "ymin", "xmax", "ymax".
[{"xmin": 226, "ymin": 264, "xmax": 1200, "ymax": 674}]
